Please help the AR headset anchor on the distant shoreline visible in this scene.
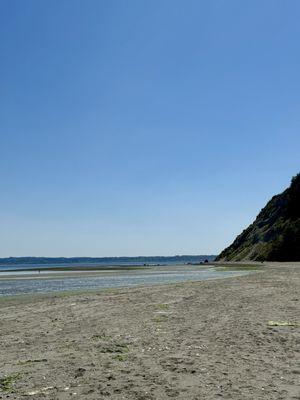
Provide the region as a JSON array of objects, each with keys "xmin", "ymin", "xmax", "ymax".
[{"xmin": 0, "ymin": 255, "xmax": 216, "ymax": 266}]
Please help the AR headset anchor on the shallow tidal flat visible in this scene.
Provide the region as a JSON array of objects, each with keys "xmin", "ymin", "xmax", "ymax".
[
  {"xmin": 0, "ymin": 263, "xmax": 299, "ymax": 399},
  {"xmin": 0, "ymin": 265, "xmax": 251, "ymax": 297}
]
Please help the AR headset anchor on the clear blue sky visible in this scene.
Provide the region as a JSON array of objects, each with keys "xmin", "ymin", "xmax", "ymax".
[{"xmin": 0, "ymin": 0, "xmax": 299, "ymax": 257}]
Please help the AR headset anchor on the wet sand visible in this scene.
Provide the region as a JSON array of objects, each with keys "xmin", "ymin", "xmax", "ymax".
[
  {"xmin": 0, "ymin": 263, "xmax": 299, "ymax": 399},
  {"xmin": 0, "ymin": 266, "xmax": 149, "ymax": 281},
  {"xmin": 0, "ymin": 265, "xmax": 250, "ymax": 297}
]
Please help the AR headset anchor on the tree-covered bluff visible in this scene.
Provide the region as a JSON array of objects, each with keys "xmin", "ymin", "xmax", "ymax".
[{"xmin": 216, "ymin": 173, "xmax": 300, "ymax": 261}]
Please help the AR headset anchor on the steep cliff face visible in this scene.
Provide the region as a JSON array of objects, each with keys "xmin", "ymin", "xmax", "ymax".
[{"xmin": 216, "ymin": 174, "xmax": 300, "ymax": 261}]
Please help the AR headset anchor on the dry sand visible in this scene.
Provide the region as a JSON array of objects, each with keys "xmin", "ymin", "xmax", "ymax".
[{"xmin": 0, "ymin": 263, "xmax": 299, "ymax": 399}]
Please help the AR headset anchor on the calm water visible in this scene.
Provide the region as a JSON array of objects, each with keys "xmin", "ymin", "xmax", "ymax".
[{"xmin": 0, "ymin": 266, "xmax": 249, "ymax": 297}]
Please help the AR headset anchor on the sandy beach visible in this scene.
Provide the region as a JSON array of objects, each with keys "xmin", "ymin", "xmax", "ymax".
[{"xmin": 0, "ymin": 263, "xmax": 299, "ymax": 399}]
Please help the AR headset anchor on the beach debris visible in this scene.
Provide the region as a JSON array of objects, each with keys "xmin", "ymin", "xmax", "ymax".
[
  {"xmin": 98, "ymin": 343, "xmax": 129, "ymax": 354},
  {"xmin": 267, "ymin": 320, "xmax": 299, "ymax": 327},
  {"xmin": 91, "ymin": 333, "xmax": 111, "ymax": 341},
  {"xmin": 18, "ymin": 358, "xmax": 48, "ymax": 365},
  {"xmin": 74, "ymin": 368, "xmax": 86, "ymax": 378},
  {"xmin": 155, "ymin": 311, "xmax": 171, "ymax": 315},
  {"xmin": 25, "ymin": 386, "xmax": 54, "ymax": 396}
]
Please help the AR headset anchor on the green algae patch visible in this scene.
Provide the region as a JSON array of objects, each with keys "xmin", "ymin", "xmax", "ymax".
[
  {"xmin": 154, "ymin": 303, "xmax": 169, "ymax": 310},
  {"xmin": 153, "ymin": 314, "xmax": 169, "ymax": 323},
  {"xmin": 112, "ymin": 354, "xmax": 129, "ymax": 362},
  {"xmin": 0, "ymin": 373, "xmax": 22, "ymax": 392}
]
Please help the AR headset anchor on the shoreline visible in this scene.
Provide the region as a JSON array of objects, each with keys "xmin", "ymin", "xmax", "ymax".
[
  {"xmin": 0, "ymin": 262, "xmax": 299, "ymax": 399},
  {"xmin": 0, "ymin": 264, "xmax": 260, "ymax": 299},
  {"xmin": 0, "ymin": 268, "xmax": 260, "ymax": 305},
  {"xmin": 0, "ymin": 262, "xmax": 259, "ymax": 281}
]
